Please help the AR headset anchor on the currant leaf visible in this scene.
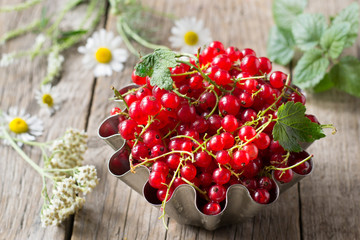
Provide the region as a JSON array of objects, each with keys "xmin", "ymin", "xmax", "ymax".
[
  {"xmin": 273, "ymin": 102, "xmax": 325, "ymax": 152},
  {"xmin": 272, "ymin": 0, "xmax": 307, "ymax": 32},
  {"xmin": 267, "ymin": 26, "xmax": 295, "ymax": 65},
  {"xmin": 313, "ymin": 72, "xmax": 334, "ymax": 93},
  {"xmin": 320, "ymin": 22, "xmax": 350, "ymax": 59},
  {"xmin": 134, "ymin": 48, "xmax": 177, "ymax": 87},
  {"xmin": 332, "ymin": 2, "xmax": 360, "ymax": 48},
  {"xmin": 329, "ymin": 56, "xmax": 360, "ymax": 97},
  {"xmin": 292, "ymin": 13, "xmax": 327, "ymax": 51},
  {"xmin": 293, "ymin": 48, "xmax": 329, "ymax": 89}
]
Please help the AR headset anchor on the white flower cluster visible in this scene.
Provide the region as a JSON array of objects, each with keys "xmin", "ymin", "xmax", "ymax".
[
  {"xmin": 74, "ymin": 165, "xmax": 99, "ymax": 194},
  {"xmin": 48, "ymin": 128, "xmax": 88, "ymax": 171},
  {"xmin": 44, "ymin": 46, "xmax": 64, "ymax": 84},
  {"xmin": 0, "ymin": 52, "xmax": 16, "ymax": 67},
  {"xmin": 41, "ymin": 166, "xmax": 99, "ymax": 227}
]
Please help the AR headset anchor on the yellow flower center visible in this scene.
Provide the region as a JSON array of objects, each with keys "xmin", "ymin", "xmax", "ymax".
[
  {"xmin": 95, "ymin": 47, "xmax": 112, "ymax": 63},
  {"xmin": 184, "ymin": 31, "xmax": 199, "ymax": 46},
  {"xmin": 42, "ymin": 94, "xmax": 54, "ymax": 107},
  {"xmin": 9, "ymin": 117, "xmax": 29, "ymax": 134}
]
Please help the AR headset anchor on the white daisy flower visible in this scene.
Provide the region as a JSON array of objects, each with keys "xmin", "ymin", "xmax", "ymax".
[
  {"xmin": 35, "ymin": 84, "xmax": 62, "ymax": 115},
  {"xmin": 1, "ymin": 107, "xmax": 43, "ymax": 146},
  {"xmin": 0, "ymin": 52, "xmax": 16, "ymax": 67},
  {"xmin": 78, "ymin": 29, "xmax": 129, "ymax": 77},
  {"xmin": 169, "ymin": 17, "xmax": 212, "ymax": 53}
]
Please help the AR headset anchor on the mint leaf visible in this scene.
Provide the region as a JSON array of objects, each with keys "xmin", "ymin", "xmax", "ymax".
[
  {"xmin": 273, "ymin": 102, "xmax": 325, "ymax": 152},
  {"xmin": 134, "ymin": 48, "xmax": 177, "ymax": 89},
  {"xmin": 320, "ymin": 22, "xmax": 350, "ymax": 59},
  {"xmin": 150, "ymin": 63, "xmax": 173, "ymax": 90},
  {"xmin": 313, "ymin": 72, "xmax": 334, "ymax": 93},
  {"xmin": 329, "ymin": 56, "xmax": 360, "ymax": 97},
  {"xmin": 272, "ymin": 0, "xmax": 307, "ymax": 31},
  {"xmin": 332, "ymin": 2, "xmax": 360, "ymax": 48},
  {"xmin": 292, "ymin": 13, "xmax": 327, "ymax": 51},
  {"xmin": 293, "ymin": 48, "xmax": 329, "ymax": 89},
  {"xmin": 267, "ymin": 26, "xmax": 295, "ymax": 65}
]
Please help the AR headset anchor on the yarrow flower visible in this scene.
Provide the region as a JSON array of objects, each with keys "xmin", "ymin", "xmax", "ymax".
[
  {"xmin": 0, "ymin": 107, "xmax": 43, "ymax": 146},
  {"xmin": 169, "ymin": 17, "xmax": 212, "ymax": 53},
  {"xmin": 0, "ymin": 52, "xmax": 16, "ymax": 67},
  {"xmin": 74, "ymin": 165, "xmax": 99, "ymax": 194},
  {"xmin": 43, "ymin": 46, "xmax": 64, "ymax": 85},
  {"xmin": 78, "ymin": 29, "xmax": 129, "ymax": 77},
  {"xmin": 47, "ymin": 128, "xmax": 88, "ymax": 171},
  {"xmin": 35, "ymin": 84, "xmax": 62, "ymax": 115}
]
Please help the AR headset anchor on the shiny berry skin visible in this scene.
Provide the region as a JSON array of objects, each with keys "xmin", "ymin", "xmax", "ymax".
[
  {"xmin": 202, "ymin": 202, "xmax": 221, "ymax": 215},
  {"xmin": 274, "ymin": 169, "xmax": 294, "ymax": 183},
  {"xmin": 148, "ymin": 171, "xmax": 167, "ymax": 189},
  {"xmin": 208, "ymin": 184, "xmax": 227, "ymax": 202},
  {"xmin": 251, "ymin": 189, "xmax": 270, "ymax": 204},
  {"xmin": 254, "ymin": 132, "xmax": 271, "ymax": 150},
  {"xmin": 131, "ymin": 142, "xmax": 149, "ymax": 161},
  {"xmin": 221, "ymin": 115, "xmax": 239, "ymax": 132},
  {"xmin": 129, "ymin": 101, "xmax": 147, "ymax": 124},
  {"xmin": 157, "ymin": 187, "xmax": 173, "ymax": 202},
  {"xmin": 220, "ymin": 132, "xmax": 235, "ymax": 149},
  {"xmin": 110, "ymin": 107, "xmax": 121, "ymax": 115},
  {"xmin": 212, "ymin": 54, "xmax": 232, "ymax": 71},
  {"xmin": 173, "ymin": 177, "xmax": 186, "ymax": 188},
  {"xmin": 140, "ymin": 96, "xmax": 161, "ymax": 116},
  {"xmin": 226, "ymin": 46, "xmax": 243, "ymax": 62},
  {"xmin": 241, "ymin": 55, "xmax": 260, "ymax": 75},
  {"xmin": 152, "ymin": 86, "xmax": 168, "ymax": 99},
  {"xmin": 180, "ymin": 162, "xmax": 197, "ymax": 181},
  {"xmin": 270, "ymin": 140, "xmax": 285, "ymax": 154},
  {"xmin": 258, "ymin": 57, "xmax": 272, "ymax": 74},
  {"xmin": 240, "ymin": 108, "xmax": 257, "ymax": 122},
  {"xmin": 131, "ymin": 70, "xmax": 147, "ymax": 85},
  {"xmin": 239, "ymin": 92, "xmax": 254, "ymax": 108},
  {"xmin": 289, "ymin": 92, "xmax": 306, "ymax": 105},
  {"xmin": 198, "ymin": 92, "xmax": 217, "ymax": 112},
  {"xmin": 242, "ymin": 161, "xmax": 260, "ymax": 178},
  {"xmin": 191, "ymin": 117, "xmax": 209, "ymax": 133},
  {"xmin": 212, "ymin": 168, "xmax": 231, "ymax": 185},
  {"xmin": 214, "ymin": 69, "xmax": 232, "ymax": 85},
  {"xmin": 151, "ymin": 145, "xmax": 167, "ymax": 158},
  {"xmin": 166, "ymin": 154, "xmax": 181, "ymax": 170},
  {"xmin": 136, "ymin": 87, "xmax": 151, "ymax": 100},
  {"xmin": 152, "ymin": 161, "xmax": 169, "ymax": 175},
  {"xmin": 207, "ymin": 114, "xmax": 222, "ymax": 134},
  {"xmin": 216, "ymin": 150, "xmax": 231, "ymax": 165},
  {"xmin": 293, "ymin": 160, "xmax": 312, "ymax": 175},
  {"xmin": 238, "ymin": 126, "xmax": 257, "ymax": 142},
  {"xmin": 170, "ymin": 65, "xmax": 186, "ymax": 83},
  {"xmin": 241, "ymin": 178, "xmax": 258, "ymax": 190},
  {"xmin": 209, "ymin": 41, "xmax": 225, "ymax": 51},
  {"xmin": 269, "ymin": 71, "xmax": 288, "ymax": 89},
  {"xmin": 195, "ymin": 151, "xmax": 212, "ymax": 168},
  {"xmin": 241, "ymin": 48, "xmax": 256, "ymax": 57},
  {"xmin": 219, "ymin": 95, "xmax": 241, "ymax": 116},
  {"xmin": 243, "ymin": 143, "xmax": 259, "ymax": 160},
  {"xmin": 233, "ymin": 150, "xmax": 250, "ymax": 167},
  {"xmin": 258, "ymin": 176, "xmax": 274, "ymax": 191},
  {"xmin": 118, "ymin": 119, "xmax": 140, "ymax": 140},
  {"xmin": 177, "ymin": 104, "xmax": 196, "ymax": 123},
  {"xmin": 209, "ymin": 135, "xmax": 224, "ymax": 151},
  {"xmin": 161, "ymin": 92, "xmax": 180, "ymax": 109},
  {"xmin": 306, "ymin": 114, "xmax": 320, "ymax": 124},
  {"xmin": 124, "ymin": 93, "xmax": 137, "ymax": 106},
  {"xmin": 142, "ymin": 129, "xmax": 162, "ymax": 148},
  {"xmin": 199, "ymin": 172, "xmax": 212, "ymax": 187},
  {"xmin": 189, "ymin": 75, "xmax": 203, "ymax": 89}
]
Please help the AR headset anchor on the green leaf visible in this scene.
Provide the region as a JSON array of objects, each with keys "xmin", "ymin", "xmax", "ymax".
[
  {"xmin": 272, "ymin": 0, "xmax": 307, "ymax": 31},
  {"xmin": 150, "ymin": 63, "xmax": 174, "ymax": 90},
  {"xmin": 329, "ymin": 56, "xmax": 360, "ymax": 97},
  {"xmin": 292, "ymin": 13, "xmax": 327, "ymax": 51},
  {"xmin": 293, "ymin": 48, "xmax": 330, "ymax": 89},
  {"xmin": 267, "ymin": 26, "xmax": 295, "ymax": 65},
  {"xmin": 332, "ymin": 2, "xmax": 360, "ymax": 48},
  {"xmin": 134, "ymin": 48, "xmax": 177, "ymax": 90},
  {"xmin": 313, "ymin": 72, "xmax": 334, "ymax": 93},
  {"xmin": 273, "ymin": 102, "xmax": 325, "ymax": 152},
  {"xmin": 320, "ymin": 22, "xmax": 350, "ymax": 59}
]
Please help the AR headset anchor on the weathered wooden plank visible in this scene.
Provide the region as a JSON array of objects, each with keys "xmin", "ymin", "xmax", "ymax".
[
  {"xmin": 298, "ymin": 1, "xmax": 360, "ymax": 239},
  {"xmin": 0, "ymin": 0, "xmax": 104, "ymax": 239}
]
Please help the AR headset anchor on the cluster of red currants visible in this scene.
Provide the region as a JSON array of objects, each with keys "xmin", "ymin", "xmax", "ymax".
[{"xmin": 111, "ymin": 41, "xmax": 318, "ymax": 215}]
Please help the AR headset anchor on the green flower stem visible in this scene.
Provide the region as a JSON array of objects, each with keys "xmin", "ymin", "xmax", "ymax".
[
  {"xmin": 116, "ymin": 19, "xmax": 139, "ymax": 56},
  {"xmin": 0, "ymin": 19, "xmax": 42, "ymax": 44},
  {"xmin": 46, "ymin": 0, "xmax": 83, "ymax": 36},
  {"xmin": 0, "ymin": 0, "xmax": 43, "ymax": 13},
  {"xmin": 112, "ymin": 86, "xmax": 129, "ymax": 110},
  {"xmin": 1, "ymin": 128, "xmax": 53, "ymax": 179},
  {"xmin": 120, "ymin": 18, "xmax": 167, "ymax": 50},
  {"xmin": 321, "ymin": 124, "xmax": 337, "ymax": 134}
]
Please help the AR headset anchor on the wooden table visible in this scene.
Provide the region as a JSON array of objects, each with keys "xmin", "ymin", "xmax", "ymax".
[{"xmin": 1, "ymin": 0, "xmax": 359, "ymax": 239}]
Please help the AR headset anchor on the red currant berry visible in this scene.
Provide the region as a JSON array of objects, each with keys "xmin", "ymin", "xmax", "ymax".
[
  {"xmin": 189, "ymin": 75, "xmax": 203, "ymax": 89},
  {"xmin": 212, "ymin": 54, "xmax": 232, "ymax": 71},
  {"xmin": 180, "ymin": 162, "xmax": 197, "ymax": 181},
  {"xmin": 241, "ymin": 56, "xmax": 260, "ymax": 76},
  {"xmin": 226, "ymin": 46, "xmax": 243, "ymax": 62},
  {"xmin": 269, "ymin": 71, "xmax": 288, "ymax": 89},
  {"xmin": 208, "ymin": 184, "xmax": 227, "ymax": 202},
  {"xmin": 220, "ymin": 132, "xmax": 235, "ymax": 149},
  {"xmin": 177, "ymin": 104, "xmax": 196, "ymax": 123},
  {"xmin": 219, "ymin": 95, "xmax": 241, "ymax": 116},
  {"xmin": 157, "ymin": 187, "xmax": 173, "ymax": 202},
  {"xmin": 140, "ymin": 96, "xmax": 161, "ymax": 116},
  {"xmin": 258, "ymin": 57, "xmax": 272, "ymax": 74},
  {"xmin": 241, "ymin": 48, "xmax": 256, "ymax": 57},
  {"xmin": 195, "ymin": 151, "xmax": 212, "ymax": 168},
  {"xmin": 258, "ymin": 176, "xmax": 274, "ymax": 191},
  {"xmin": 166, "ymin": 154, "xmax": 181, "ymax": 170},
  {"xmin": 274, "ymin": 169, "xmax": 294, "ymax": 183},
  {"xmin": 142, "ymin": 129, "xmax": 162, "ymax": 148},
  {"xmin": 251, "ymin": 188, "xmax": 270, "ymax": 204},
  {"xmin": 212, "ymin": 168, "xmax": 231, "ymax": 185},
  {"xmin": 110, "ymin": 107, "xmax": 121, "ymax": 115},
  {"xmin": 209, "ymin": 135, "xmax": 224, "ymax": 151},
  {"xmin": 238, "ymin": 126, "xmax": 257, "ymax": 142},
  {"xmin": 233, "ymin": 150, "xmax": 250, "ymax": 167},
  {"xmin": 216, "ymin": 150, "xmax": 231, "ymax": 165},
  {"xmin": 136, "ymin": 87, "xmax": 151, "ymax": 100},
  {"xmin": 171, "ymin": 65, "xmax": 186, "ymax": 83},
  {"xmin": 131, "ymin": 70, "xmax": 147, "ymax": 85},
  {"xmin": 161, "ymin": 92, "xmax": 180, "ymax": 109},
  {"xmin": 131, "ymin": 142, "xmax": 150, "ymax": 161},
  {"xmin": 254, "ymin": 132, "xmax": 271, "ymax": 150},
  {"xmin": 289, "ymin": 92, "xmax": 306, "ymax": 105},
  {"xmin": 152, "ymin": 161, "xmax": 169, "ymax": 175},
  {"xmin": 124, "ymin": 93, "xmax": 137, "ymax": 106},
  {"xmin": 199, "ymin": 172, "xmax": 212, "ymax": 187},
  {"xmin": 148, "ymin": 171, "xmax": 167, "ymax": 189},
  {"xmin": 239, "ymin": 92, "xmax": 254, "ymax": 108},
  {"xmin": 118, "ymin": 119, "xmax": 140, "ymax": 140},
  {"xmin": 214, "ymin": 69, "xmax": 232, "ymax": 85},
  {"xmin": 221, "ymin": 114, "xmax": 239, "ymax": 132},
  {"xmin": 202, "ymin": 202, "xmax": 221, "ymax": 215},
  {"xmin": 243, "ymin": 143, "xmax": 259, "ymax": 160}
]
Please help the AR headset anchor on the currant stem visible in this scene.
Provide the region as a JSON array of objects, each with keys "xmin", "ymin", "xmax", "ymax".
[
  {"xmin": 270, "ymin": 154, "xmax": 313, "ymax": 171},
  {"xmin": 321, "ymin": 124, "xmax": 337, "ymax": 135},
  {"xmin": 112, "ymin": 86, "xmax": 129, "ymax": 110}
]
